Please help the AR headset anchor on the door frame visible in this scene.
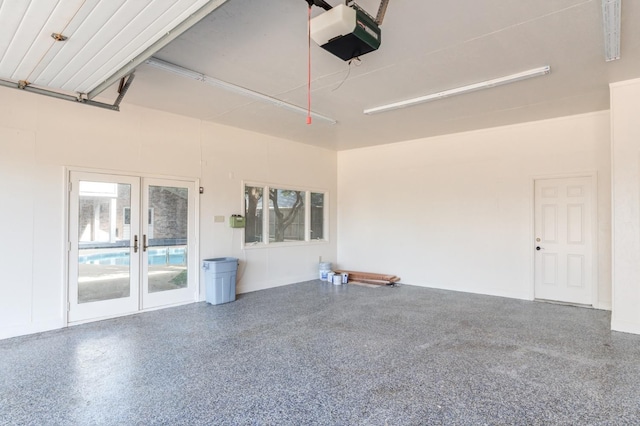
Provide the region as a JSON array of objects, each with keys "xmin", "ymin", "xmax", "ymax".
[
  {"xmin": 530, "ymin": 171, "xmax": 599, "ymax": 308},
  {"xmin": 64, "ymin": 167, "xmax": 200, "ymax": 326}
]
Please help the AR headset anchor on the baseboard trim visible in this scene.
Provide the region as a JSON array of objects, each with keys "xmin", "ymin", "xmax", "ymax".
[
  {"xmin": 0, "ymin": 320, "xmax": 64, "ymax": 341},
  {"xmin": 611, "ymin": 318, "xmax": 640, "ymax": 335}
]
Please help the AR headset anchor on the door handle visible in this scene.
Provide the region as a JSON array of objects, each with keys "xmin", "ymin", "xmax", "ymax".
[
  {"xmin": 143, "ymin": 234, "xmax": 148, "ymax": 252},
  {"xmin": 133, "ymin": 235, "xmax": 138, "ymax": 253},
  {"xmin": 536, "ymin": 246, "xmax": 544, "ymax": 251}
]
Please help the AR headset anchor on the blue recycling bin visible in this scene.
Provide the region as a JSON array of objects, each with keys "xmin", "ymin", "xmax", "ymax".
[{"xmin": 203, "ymin": 257, "xmax": 238, "ymax": 305}]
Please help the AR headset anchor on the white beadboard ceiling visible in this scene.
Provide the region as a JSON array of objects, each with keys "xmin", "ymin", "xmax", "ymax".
[
  {"xmin": 2, "ymin": 0, "xmax": 640, "ymax": 150},
  {"xmin": 0, "ymin": 0, "xmax": 220, "ymax": 94}
]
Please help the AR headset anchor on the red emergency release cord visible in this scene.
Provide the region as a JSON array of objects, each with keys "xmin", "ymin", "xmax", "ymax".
[{"xmin": 307, "ymin": 5, "xmax": 312, "ymax": 125}]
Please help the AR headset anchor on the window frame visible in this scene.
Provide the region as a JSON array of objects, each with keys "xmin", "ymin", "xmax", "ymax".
[{"xmin": 242, "ymin": 181, "xmax": 329, "ymax": 249}]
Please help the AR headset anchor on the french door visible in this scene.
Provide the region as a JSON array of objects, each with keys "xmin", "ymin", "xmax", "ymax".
[{"xmin": 68, "ymin": 171, "xmax": 198, "ymax": 323}]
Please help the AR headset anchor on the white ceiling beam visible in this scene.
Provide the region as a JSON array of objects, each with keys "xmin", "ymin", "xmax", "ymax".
[{"xmin": 145, "ymin": 57, "xmax": 338, "ymax": 124}]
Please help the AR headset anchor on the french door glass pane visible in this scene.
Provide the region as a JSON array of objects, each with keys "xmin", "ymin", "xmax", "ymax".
[
  {"xmin": 147, "ymin": 185, "xmax": 188, "ymax": 293},
  {"xmin": 77, "ymin": 182, "xmax": 131, "ymax": 303}
]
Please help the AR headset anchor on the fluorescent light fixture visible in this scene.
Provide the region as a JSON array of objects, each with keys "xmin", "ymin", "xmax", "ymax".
[
  {"xmin": 145, "ymin": 58, "xmax": 337, "ymax": 124},
  {"xmin": 363, "ymin": 66, "xmax": 551, "ymax": 115},
  {"xmin": 602, "ymin": 0, "xmax": 621, "ymax": 61}
]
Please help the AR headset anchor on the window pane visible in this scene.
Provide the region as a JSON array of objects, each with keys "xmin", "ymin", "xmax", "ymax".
[
  {"xmin": 269, "ymin": 188, "xmax": 305, "ymax": 242},
  {"xmin": 245, "ymin": 186, "xmax": 263, "ymax": 243},
  {"xmin": 310, "ymin": 192, "xmax": 325, "ymax": 240}
]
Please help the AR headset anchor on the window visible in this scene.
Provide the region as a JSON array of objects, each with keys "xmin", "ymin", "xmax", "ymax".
[
  {"xmin": 310, "ymin": 192, "xmax": 324, "ymax": 240},
  {"xmin": 244, "ymin": 183, "xmax": 327, "ymax": 246},
  {"xmin": 269, "ymin": 188, "xmax": 305, "ymax": 242},
  {"xmin": 244, "ymin": 186, "xmax": 263, "ymax": 243}
]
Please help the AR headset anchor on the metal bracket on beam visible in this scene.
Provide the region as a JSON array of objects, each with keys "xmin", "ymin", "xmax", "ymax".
[
  {"xmin": 113, "ymin": 74, "xmax": 135, "ymax": 108},
  {"xmin": 307, "ymin": 0, "xmax": 332, "ymax": 11},
  {"xmin": 0, "ymin": 74, "xmax": 136, "ymax": 112},
  {"xmin": 345, "ymin": 0, "xmax": 389, "ymax": 25},
  {"xmin": 375, "ymin": 0, "xmax": 390, "ymax": 25}
]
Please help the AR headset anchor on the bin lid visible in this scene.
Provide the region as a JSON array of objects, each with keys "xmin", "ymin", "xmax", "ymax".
[{"xmin": 203, "ymin": 257, "xmax": 238, "ymax": 263}]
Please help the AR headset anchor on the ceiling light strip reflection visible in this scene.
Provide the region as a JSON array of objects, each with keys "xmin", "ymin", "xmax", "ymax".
[
  {"xmin": 145, "ymin": 58, "xmax": 337, "ymax": 124},
  {"xmin": 363, "ymin": 66, "xmax": 551, "ymax": 115}
]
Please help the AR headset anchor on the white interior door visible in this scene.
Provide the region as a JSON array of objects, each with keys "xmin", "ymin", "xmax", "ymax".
[
  {"xmin": 141, "ymin": 178, "xmax": 198, "ymax": 309},
  {"xmin": 68, "ymin": 172, "xmax": 140, "ymax": 323},
  {"xmin": 69, "ymin": 172, "xmax": 198, "ymax": 323},
  {"xmin": 534, "ymin": 176, "xmax": 594, "ymax": 305}
]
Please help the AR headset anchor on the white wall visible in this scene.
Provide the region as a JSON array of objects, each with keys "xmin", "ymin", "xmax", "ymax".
[
  {"xmin": 610, "ymin": 78, "xmax": 640, "ymax": 334},
  {"xmin": 199, "ymin": 122, "xmax": 338, "ymax": 295},
  {"xmin": 337, "ymin": 112, "xmax": 611, "ymax": 306},
  {"xmin": 0, "ymin": 86, "xmax": 337, "ymax": 340},
  {"xmin": 2, "ymin": 82, "xmax": 626, "ymax": 340}
]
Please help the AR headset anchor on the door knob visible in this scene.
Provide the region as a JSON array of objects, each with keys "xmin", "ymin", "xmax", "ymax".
[{"xmin": 536, "ymin": 246, "xmax": 544, "ymax": 251}]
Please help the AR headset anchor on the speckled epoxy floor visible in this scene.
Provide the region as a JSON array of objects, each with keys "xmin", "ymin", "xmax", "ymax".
[{"xmin": 1, "ymin": 281, "xmax": 640, "ymax": 425}]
